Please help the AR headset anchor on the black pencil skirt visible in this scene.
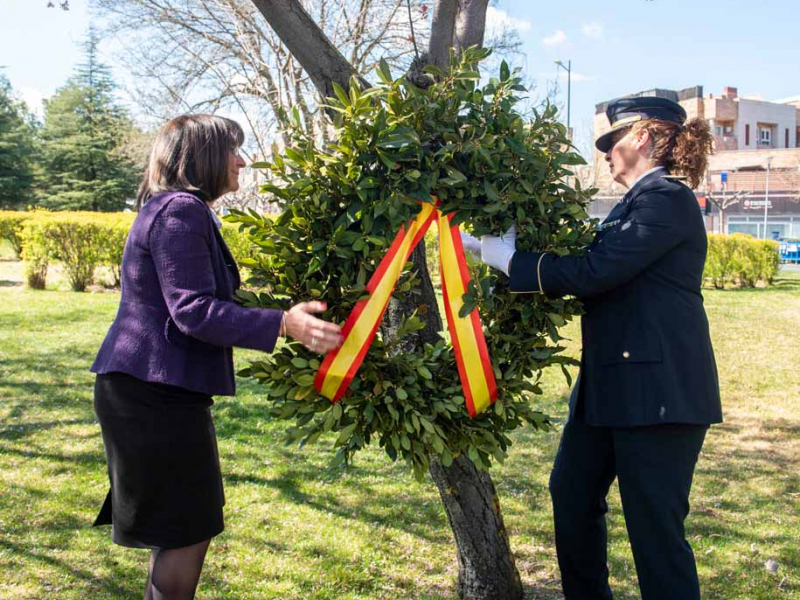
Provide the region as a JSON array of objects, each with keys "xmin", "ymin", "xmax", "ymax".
[{"xmin": 93, "ymin": 372, "xmax": 225, "ymax": 549}]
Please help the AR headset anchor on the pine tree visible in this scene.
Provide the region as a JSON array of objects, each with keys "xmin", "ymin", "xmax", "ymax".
[
  {"xmin": 38, "ymin": 30, "xmax": 139, "ymax": 211},
  {"xmin": 0, "ymin": 75, "xmax": 38, "ymax": 210}
]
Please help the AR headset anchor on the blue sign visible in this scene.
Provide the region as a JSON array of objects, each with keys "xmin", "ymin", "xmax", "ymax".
[{"xmin": 721, "ymin": 172, "xmax": 728, "ymax": 184}]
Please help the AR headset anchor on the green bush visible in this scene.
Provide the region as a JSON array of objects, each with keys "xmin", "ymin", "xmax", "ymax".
[
  {"xmin": 96, "ymin": 213, "xmax": 135, "ymax": 287},
  {"xmin": 705, "ymin": 233, "xmax": 780, "ymax": 288},
  {"xmin": 0, "ymin": 211, "xmax": 32, "ymax": 258},
  {"xmin": 221, "ymin": 221, "xmax": 257, "ymax": 265},
  {"xmin": 14, "ymin": 208, "xmax": 265, "ymax": 291},
  {"xmin": 19, "ymin": 215, "xmax": 54, "ymax": 289},
  {"xmin": 20, "ymin": 212, "xmax": 130, "ymax": 291}
]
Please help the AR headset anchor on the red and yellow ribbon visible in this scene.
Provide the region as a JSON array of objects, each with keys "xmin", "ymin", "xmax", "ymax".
[{"xmin": 314, "ymin": 201, "xmax": 497, "ymax": 417}]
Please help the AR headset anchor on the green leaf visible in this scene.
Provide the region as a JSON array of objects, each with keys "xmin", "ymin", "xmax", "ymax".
[
  {"xmin": 336, "ymin": 423, "xmax": 358, "ymax": 446},
  {"xmin": 291, "ymin": 357, "xmax": 309, "ymax": 368},
  {"xmin": 293, "ymin": 373, "xmax": 315, "ymax": 387},
  {"xmin": 331, "ymin": 81, "xmax": 351, "ymax": 107},
  {"xmin": 417, "ymin": 366, "xmax": 433, "ymax": 380},
  {"xmin": 377, "ymin": 58, "xmax": 393, "ymax": 84}
]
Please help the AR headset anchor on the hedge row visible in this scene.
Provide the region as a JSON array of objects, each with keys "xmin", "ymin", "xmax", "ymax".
[
  {"xmin": 0, "ymin": 211, "xmax": 782, "ymax": 292},
  {"xmin": 0, "ymin": 210, "xmax": 254, "ymax": 291},
  {"xmin": 705, "ymin": 233, "xmax": 780, "ymax": 289}
]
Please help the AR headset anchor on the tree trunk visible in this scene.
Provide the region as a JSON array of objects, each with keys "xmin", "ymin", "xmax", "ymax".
[
  {"xmin": 430, "ymin": 456, "xmax": 524, "ymax": 600},
  {"xmin": 249, "ymin": 3, "xmax": 523, "ymax": 598}
]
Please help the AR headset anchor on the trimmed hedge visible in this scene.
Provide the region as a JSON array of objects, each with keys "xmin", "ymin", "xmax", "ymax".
[
  {"xmin": 4, "ymin": 210, "xmax": 782, "ymax": 293},
  {"xmin": 6, "ymin": 210, "xmax": 255, "ymax": 290},
  {"xmin": 705, "ymin": 233, "xmax": 780, "ymax": 289},
  {"xmin": 0, "ymin": 211, "xmax": 32, "ymax": 258}
]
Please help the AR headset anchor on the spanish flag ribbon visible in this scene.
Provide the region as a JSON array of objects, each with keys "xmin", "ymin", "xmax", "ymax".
[{"xmin": 313, "ymin": 201, "xmax": 497, "ymax": 417}]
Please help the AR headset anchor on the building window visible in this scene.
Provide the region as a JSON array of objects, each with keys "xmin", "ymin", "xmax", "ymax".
[
  {"xmin": 787, "ymin": 128, "xmax": 790, "ymax": 148},
  {"xmin": 745, "ymin": 124, "xmax": 750, "ymax": 145}
]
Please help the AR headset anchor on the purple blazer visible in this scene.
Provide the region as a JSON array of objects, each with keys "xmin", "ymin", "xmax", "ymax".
[{"xmin": 91, "ymin": 192, "xmax": 282, "ymax": 396}]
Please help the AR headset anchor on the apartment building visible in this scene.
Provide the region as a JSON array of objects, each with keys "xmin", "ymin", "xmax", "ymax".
[{"xmin": 590, "ymin": 86, "xmax": 800, "ymax": 238}]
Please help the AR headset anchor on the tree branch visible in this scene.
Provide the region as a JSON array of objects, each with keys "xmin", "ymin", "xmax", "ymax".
[{"xmin": 249, "ymin": 0, "xmax": 368, "ymax": 101}]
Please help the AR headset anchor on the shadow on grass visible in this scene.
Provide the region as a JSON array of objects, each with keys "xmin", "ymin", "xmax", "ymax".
[
  {"xmin": 0, "ymin": 536, "xmax": 136, "ymax": 598},
  {"xmin": 691, "ymin": 416, "xmax": 800, "ymax": 577},
  {"xmin": 226, "ymin": 462, "xmax": 452, "ymax": 545},
  {"xmin": 704, "ymin": 275, "xmax": 800, "ymax": 295},
  {"xmin": 0, "ymin": 417, "xmax": 97, "ymax": 441}
]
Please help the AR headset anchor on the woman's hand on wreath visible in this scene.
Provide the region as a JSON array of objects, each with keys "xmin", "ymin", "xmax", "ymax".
[{"xmin": 283, "ymin": 302, "xmax": 343, "ymax": 354}]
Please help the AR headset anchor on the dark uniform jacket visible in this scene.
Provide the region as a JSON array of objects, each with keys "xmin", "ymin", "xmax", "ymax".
[{"xmin": 510, "ymin": 170, "xmax": 723, "ymax": 427}]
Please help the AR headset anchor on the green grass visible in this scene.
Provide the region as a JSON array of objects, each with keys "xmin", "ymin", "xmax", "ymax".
[{"xmin": 0, "ymin": 260, "xmax": 798, "ymax": 600}]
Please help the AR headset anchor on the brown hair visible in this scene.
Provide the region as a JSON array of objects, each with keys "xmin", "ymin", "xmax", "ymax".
[
  {"xmin": 135, "ymin": 114, "xmax": 244, "ymax": 208},
  {"xmin": 630, "ymin": 118, "xmax": 714, "ymax": 189}
]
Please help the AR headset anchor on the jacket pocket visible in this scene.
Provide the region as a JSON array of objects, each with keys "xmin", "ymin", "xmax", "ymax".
[{"xmin": 164, "ymin": 317, "xmax": 217, "ymax": 355}]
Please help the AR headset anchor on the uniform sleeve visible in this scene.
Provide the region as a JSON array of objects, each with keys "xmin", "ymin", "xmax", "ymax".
[
  {"xmin": 510, "ymin": 191, "xmax": 687, "ymax": 299},
  {"xmin": 149, "ymin": 196, "xmax": 282, "ymax": 351}
]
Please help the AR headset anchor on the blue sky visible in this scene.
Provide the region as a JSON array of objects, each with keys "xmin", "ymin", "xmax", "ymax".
[{"xmin": 1, "ymin": 0, "xmax": 798, "ymax": 151}]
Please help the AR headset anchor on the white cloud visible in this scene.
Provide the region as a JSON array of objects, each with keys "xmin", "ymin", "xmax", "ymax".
[
  {"xmin": 18, "ymin": 87, "xmax": 46, "ymax": 119},
  {"xmin": 542, "ymin": 30, "xmax": 568, "ymax": 47},
  {"xmin": 485, "ymin": 6, "xmax": 532, "ymax": 33},
  {"xmin": 581, "ymin": 22, "xmax": 604, "ymax": 39}
]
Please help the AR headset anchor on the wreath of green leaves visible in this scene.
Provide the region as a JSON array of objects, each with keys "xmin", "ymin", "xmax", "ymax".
[{"xmin": 228, "ymin": 48, "xmax": 596, "ymax": 478}]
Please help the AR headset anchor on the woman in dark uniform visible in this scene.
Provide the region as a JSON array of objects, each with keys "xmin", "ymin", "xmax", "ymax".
[
  {"xmin": 475, "ymin": 97, "xmax": 722, "ymax": 600},
  {"xmin": 91, "ymin": 115, "xmax": 342, "ymax": 600}
]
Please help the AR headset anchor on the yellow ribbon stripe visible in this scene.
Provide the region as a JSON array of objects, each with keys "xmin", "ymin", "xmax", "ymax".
[
  {"xmin": 315, "ymin": 202, "xmax": 437, "ymax": 401},
  {"xmin": 314, "ymin": 201, "xmax": 496, "ymax": 417},
  {"xmin": 437, "ymin": 211, "xmax": 497, "ymax": 416}
]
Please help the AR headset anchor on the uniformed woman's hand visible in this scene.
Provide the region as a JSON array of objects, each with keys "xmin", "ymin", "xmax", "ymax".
[
  {"xmin": 282, "ymin": 302, "xmax": 343, "ymax": 354},
  {"xmin": 459, "ymin": 231, "xmax": 482, "ymax": 259},
  {"xmin": 480, "ymin": 225, "xmax": 517, "ymax": 276}
]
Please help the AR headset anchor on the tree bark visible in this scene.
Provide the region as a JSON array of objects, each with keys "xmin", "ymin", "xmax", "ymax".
[
  {"xmin": 430, "ymin": 456, "xmax": 524, "ymax": 600},
  {"xmin": 247, "ymin": 2, "xmax": 524, "ymax": 598},
  {"xmin": 423, "ymin": 4, "xmax": 523, "ymax": 599},
  {"xmin": 249, "ymin": 0, "xmax": 370, "ymax": 103},
  {"xmin": 453, "ymin": 0, "xmax": 490, "ymax": 52},
  {"xmin": 428, "ymin": 0, "xmax": 457, "ymax": 70}
]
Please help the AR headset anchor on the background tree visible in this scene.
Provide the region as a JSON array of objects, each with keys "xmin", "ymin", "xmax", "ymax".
[
  {"xmin": 225, "ymin": 3, "xmax": 593, "ymax": 599},
  {"xmin": 94, "ymin": 0, "xmax": 522, "ymax": 158},
  {"xmin": 37, "ymin": 31, "xmax": 139, "ymax": 211},
  {"xmin": 0, "ymin": 75, "xmax": 39, "ymax": 210}
]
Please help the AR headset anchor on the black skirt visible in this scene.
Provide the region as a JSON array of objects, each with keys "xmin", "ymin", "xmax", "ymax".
[{"xmin": 93, "ymin": 372, "xmax": 225, "ymax": 549}]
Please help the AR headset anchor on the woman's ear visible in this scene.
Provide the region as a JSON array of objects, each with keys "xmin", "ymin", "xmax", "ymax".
[{"xmin": 633, "ymin": 128, "xmax": 652, "ymax": 151}]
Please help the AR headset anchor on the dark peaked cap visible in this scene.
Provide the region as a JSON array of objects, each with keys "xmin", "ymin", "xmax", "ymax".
[{"xmin": 595, "ymin": 96, "xmax": 687, "ymax": 153}]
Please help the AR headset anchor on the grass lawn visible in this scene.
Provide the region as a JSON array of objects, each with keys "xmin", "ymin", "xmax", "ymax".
[{"xmin": 0, "ymin": 248, "xmax": 798, "ymax": 600}]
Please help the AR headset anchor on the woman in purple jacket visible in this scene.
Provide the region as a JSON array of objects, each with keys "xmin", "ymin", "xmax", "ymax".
[{"xmin": 91, "ymin": 115, "xmax": 342, "ymax": 600}]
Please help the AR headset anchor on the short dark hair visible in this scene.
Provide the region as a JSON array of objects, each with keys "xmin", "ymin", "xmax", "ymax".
[{"xmin": 136, "ymin": 114, "xmax": 245, "ymax": 208}]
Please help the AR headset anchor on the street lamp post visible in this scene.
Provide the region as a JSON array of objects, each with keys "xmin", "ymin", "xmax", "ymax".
[
  {"xmin": 555, "ymin": 59, "xmax": 571, "ymax": 136},
  {"xmin": 763, "ymin": 157, "xmax": 771, "ymax": 239}
]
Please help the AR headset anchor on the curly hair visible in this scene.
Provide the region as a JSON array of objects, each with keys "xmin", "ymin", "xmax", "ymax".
[{"xmin": 631, "ymin": 118, "xmax": 714, "ymax": 188}]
